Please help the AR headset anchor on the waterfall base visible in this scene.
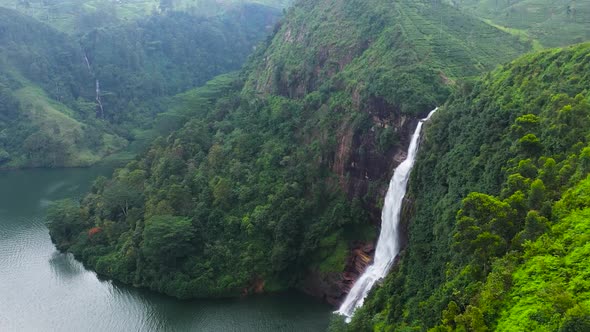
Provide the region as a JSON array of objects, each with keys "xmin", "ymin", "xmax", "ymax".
[{"xmin": 301, "ymin": 242, "xmax": 375, "ymax": 306}]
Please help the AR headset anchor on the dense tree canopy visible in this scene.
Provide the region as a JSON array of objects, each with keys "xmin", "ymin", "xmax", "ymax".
[
  {"xmin": 47, "ymin": 0, "xmax": 533, "ymax": 303},
  {"xmin": 0, "ymin": 5, "xmax": 279, "ymax": 169},
  {"xmin": 37, "ymin": 1, "xmax": 590, "ymax": 331},
  {"xmin": 344, "ymin": 42, "xmax": 590, "ymax": 331}
]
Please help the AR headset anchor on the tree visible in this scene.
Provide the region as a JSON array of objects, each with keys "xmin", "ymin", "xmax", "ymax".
[
  {"xmin": 518, "ymin": 133, "xmax": 543, "ymax": 157},
  {"xmin": 0, "ymin": 84, "xmax": 19, "ymax": 122},
  {"xmin": 46, "ymin": 199, "xmax": 85, "ymax": 250},
  {"xmin": 210, "ymin": 176, "xmax": 233, "ymax": 208},
  {"xmin": 141, "ymin": 215, "xmax": 195, "ymax": 267},
  {"xmin": 0, "ymin": 148, "xmax": 10, "ymax": 164},
  {"xmin": 23, "ymin": 131, "xmax": 69, "ymax": 167},
  {"xmin": 560, "ymin": 305, "xmax": 590, "ymax": 332},
  {"xmin": 454, "ymin": 193, "xmax": 515, "ymax": 269},
  {"xmin": 101, "ymin": 182, "xmax": 143, "ymax": 218},
  {"xmin": 528, "ymin": 179, "xmax": 546, "ymax": 211}
]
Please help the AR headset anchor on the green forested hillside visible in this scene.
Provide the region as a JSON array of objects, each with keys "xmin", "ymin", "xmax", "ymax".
[
  {"xmin": 46, "ymin": 0, "xmax": 531, "ymax": 302},
  {"xmin": 446, "ymin": 0, "xmax": 590, "ymax": 48},
  {"xmin": 79, "ymin": 5, "xmax": 281, "ymax": 126},
  {"xmin": 0, "ymin": 8, "xmax": 121, "ymax": 167},
  {"xmin": 246, "ymin": 0, "xmax": 529, "ymax": 103},
  {"xmin": 0, "ymin": 5, "xmax": 279, "ymax": 168},
  {"xmin": 344, "ymin": 43, "xmax": 590, "ymax": 331},
  {"xmin": 0, "ymin": 0, "xmax": 290, "ymax": 33}
]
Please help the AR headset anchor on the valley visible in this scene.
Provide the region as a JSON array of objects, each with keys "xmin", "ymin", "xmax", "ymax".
[{"xmin": 1, "ymin": 0, "xmax": 589, "ymax": 331}]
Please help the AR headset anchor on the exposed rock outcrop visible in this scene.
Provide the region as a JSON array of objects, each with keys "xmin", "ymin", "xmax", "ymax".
[{"xmin": 302, "ymin": 242, "xmax": 375, "ymax": 306}]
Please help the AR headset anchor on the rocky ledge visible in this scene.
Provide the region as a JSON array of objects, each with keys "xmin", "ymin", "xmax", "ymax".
[{"xmin": 301, "ymin": 242, "xmax": 375, "ymax": 306}]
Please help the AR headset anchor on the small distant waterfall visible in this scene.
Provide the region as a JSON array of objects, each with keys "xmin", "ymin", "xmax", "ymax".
[
  {"xmin": 84, "ymin": 53, "xmax": 92, "ymax": 73},
  {"xmin": 82, "ymin": 50, "xmax": 104, "ymax": 118},
  {"xmin": 95, "ymin": 79, "xmax": 104, "ymax": 118},
  {"xmin": 336, "ymin": 108, "xmax": 438, "ymax": 321}
]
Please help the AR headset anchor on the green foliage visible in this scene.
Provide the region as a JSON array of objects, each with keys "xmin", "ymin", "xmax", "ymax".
[
  {"xmin": 348, "ymin": 43, "xmax": 590, "ymax": 330},
  {"xmin": 141, "ymin": 215, "xmax": 195, "ymax": 265},
  {"xmin": 46, "ymin": 199, "xmax": 88, "ymax": 251},
  {"xmin": 454, "ymin": 193, "xmax": 515, "ymax": 272},
  {"xmin": 46, "ymin": 0, "xmax": 531, "ymax": 302},
  {"xmin": 246, "ymin": 0, "xmax": 529, "ymax": 112},
  {"xmin": 48, "ymin": 75, "xmax": 373, "ymax": 298},
  {"xmin": 80, "ymin": 8, "xmax": 280, "ymax": 125},
  {"xmin": 446, "ymin": 0, "xmax": 590, "ymax": 48},
  {"xmin": 0, "ymin": 0, "xmax": 289, "ymax": 33},
  {"xmin": 493, "ymin": 181, "xmax": 590, "ymax": 331},
  {"xmin": 0, "ymin": 5, "xmax": 279, "ymax": 169}
]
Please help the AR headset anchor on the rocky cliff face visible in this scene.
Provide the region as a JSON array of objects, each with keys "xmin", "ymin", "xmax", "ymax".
[
  {"xmin": 247, "ymin": 0, "xmax": 372, "ymax": 98},
  {"xmin": 244, "ymin": 0, "xmax": 530, "ymax": 304},
  {"xmin": 303, "ymin": 242, "xmax": 375, "ymax": 305},
  {"xmin": 332, "ymin": 101, "xmax": 419, "ymax": 219},
  {"xmin": 345, "ymin": 42, "xmax": 590, "ymax": 331},
  {"xmin": 300, "ymin": 107, "xmax": 421, "ymax": 304}
]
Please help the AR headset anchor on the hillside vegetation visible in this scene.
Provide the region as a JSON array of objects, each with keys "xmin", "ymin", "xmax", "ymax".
[
  {"xmin": 446, "ymin": 0, "xmax": 590, "ymax": 48},
  {"xmin": 0, "ymin": 7, "xmax": 116, "ymax": 167},
  {"xmin": 344, "ymin": 42, "xmax": 590, "ymax": 331},
  {"xmin": 46, "ymin": 0, "xmax": 531, "ymax": 302},
  {"xmin": 0, "ymin": 5, "xmax": 279, "ymax": 168},
  {"xmin": 0, "ymin": 0, "xmax": 289, "ymax": 33}
]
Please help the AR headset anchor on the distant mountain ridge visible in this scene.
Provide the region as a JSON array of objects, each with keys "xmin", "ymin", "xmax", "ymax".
[
  {"xmin": 0, "ymin": 0, "xmax": 291, "ymax": 33},
  {"xmin": 444, "ymin": 0, "xmax": 590, "ymax": 47},
  {"xmin": 0, "ymin": 5, "xmax": 281, "ymax": 169}
]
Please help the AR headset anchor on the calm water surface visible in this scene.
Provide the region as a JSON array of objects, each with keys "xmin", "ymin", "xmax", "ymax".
[{"xmin": 0, "ymin": 166, "xmax": 331, "ymax": 331}]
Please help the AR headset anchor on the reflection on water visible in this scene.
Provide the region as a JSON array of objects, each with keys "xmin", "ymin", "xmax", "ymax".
[
  {"xmin": 45, "ymin": 181, "xmax": 67, "ymax": 195},
  {"xmin": 48, "ymin": 252, "xmax": 85, "ymax": 281},
  {"xmin": 0, "ymin": 166, "xmax": 330, "ymax": 331}
]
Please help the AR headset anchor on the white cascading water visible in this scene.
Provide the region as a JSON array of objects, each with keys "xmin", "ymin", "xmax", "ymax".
[{"xmin": 336, "ymin": 108, "xmax": 438, "ymax": 321}]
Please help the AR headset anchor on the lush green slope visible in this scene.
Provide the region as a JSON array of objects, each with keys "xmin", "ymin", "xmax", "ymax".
[
  {"xmin": 0, "ymin": 5, "xmax": 279, "ymax": 168},
  {"xmin": 344, "ymin": 43, "xmax": 590, "ymax": 331},
  {"xmin": 0, "ymin": 0, "xmax": 290, "ymax": 33},
  {"xmin": 246, "ymin": 0, "xmax": 529, "ymax": 101},
  {"xmin": 0, "ymin": 8, "xmax": 121, "ymax": 168},
  {"xmin": 47, "ymin": 0, "xmax": 530, "ymax": 302},
  {"xmin": 79, "ymin": 5, "xmax": 281, "ymax": 126},
  {"xmin": 446, "ymin": 0, "xmax": 590, "ymax": 48}
]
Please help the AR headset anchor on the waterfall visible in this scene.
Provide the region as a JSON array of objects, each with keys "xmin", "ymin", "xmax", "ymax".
[
  {"xmin": 84, "ymin": 53, "xmax": 92, "ymax": 73},
  {"xmin": 96, "ymin": 79, "xmax": 104, "ymax": 118},
  {"xmin": 336, "ymin": 108, "xmax": 438, "ymax": 321},
  {"xmin": 82, "ymin": 49, "xmax": 103, "ymax": 118}
]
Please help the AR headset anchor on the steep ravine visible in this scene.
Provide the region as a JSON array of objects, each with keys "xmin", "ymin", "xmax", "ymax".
[
  {"xmin": 300, "ymin": 110, "xmax": 429, "ymax": 305},
  {"xmin": 337, "ymin": 108, "xmax": 437, "ymax": 319},
  {"xmin": 342, "ymin": 43, "xmax": 590, "ymax": 331},
  {"xmin": 46, "ymin": 0, "xmax": 531, "ymax": 306}
]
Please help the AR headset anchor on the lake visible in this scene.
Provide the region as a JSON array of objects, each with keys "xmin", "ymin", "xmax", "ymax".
[{"xmin": 0, "ymin": 165, "xmax": 331, "ymax": 331}]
